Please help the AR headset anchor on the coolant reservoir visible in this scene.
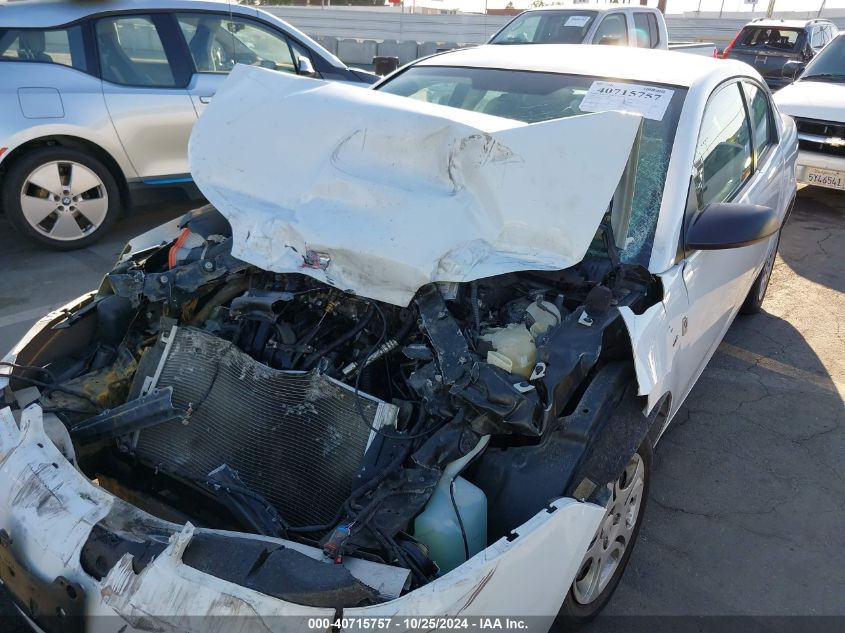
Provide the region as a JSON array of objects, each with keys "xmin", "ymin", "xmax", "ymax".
[
  {"xmin": 480, "ymin": 324, "xmax": 536, "ymax": 378},
  {"xmin": 414, "ymin": 436, "xmax": 489, "ymax": 575},
  {"xmin": 525, "ymin": 300, "xmax": 561, "ymax": 337}
]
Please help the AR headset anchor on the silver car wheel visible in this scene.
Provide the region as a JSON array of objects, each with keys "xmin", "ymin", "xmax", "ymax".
[
  {"xmin": 572, "ymin": 453, "xmax": 645, "ymax": 605},
  {"xmin": 20, "ymin": 161, "xmax": 109, "ymax": 241}
]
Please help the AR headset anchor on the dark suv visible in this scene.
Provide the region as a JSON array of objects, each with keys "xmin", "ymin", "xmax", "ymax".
[{"xmin": 720, "ymin": 18, "xmax": 838, "ymax": 90}]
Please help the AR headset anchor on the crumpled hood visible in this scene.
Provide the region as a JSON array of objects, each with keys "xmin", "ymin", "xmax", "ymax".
[
  {"xmin": 774, "ymin": 80, "xmax": 845, "ymax": 123},
  {"xmin": 190, "ymin": 65, "xmax": 643, "ymax": 306}
]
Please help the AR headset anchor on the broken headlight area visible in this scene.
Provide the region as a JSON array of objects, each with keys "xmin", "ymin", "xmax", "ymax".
[{"xmin": 1, "ymin": 206, "xmax": 660, "ymax": 609}]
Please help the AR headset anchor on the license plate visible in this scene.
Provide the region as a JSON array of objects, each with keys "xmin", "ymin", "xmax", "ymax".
[{"xmin": 806, "ymin": 167, "xmax": 845, "ymax": 190}]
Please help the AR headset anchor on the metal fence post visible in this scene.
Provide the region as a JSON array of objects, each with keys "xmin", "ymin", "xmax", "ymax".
[{"xmin": 766, "ymin": 0, "xmax": 776, "ymax": 18}]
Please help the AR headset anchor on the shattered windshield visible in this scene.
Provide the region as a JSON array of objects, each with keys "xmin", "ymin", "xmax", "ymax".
[
  {"xmin": 490, "ymin": 10, "xmax": 598, "ymax": 44},
  {"xmin": 378, "ymin": 66, "xmax": 687, "ymax": 265}
]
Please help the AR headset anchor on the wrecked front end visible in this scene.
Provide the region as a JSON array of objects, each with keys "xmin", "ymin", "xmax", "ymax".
[
  {"xmin": 0, "ymin": 68, "xmax": 663, "ymax": 632},
  {"xmin": 0, "ymin": 206, "xmax": 660, "ymax": 631}
]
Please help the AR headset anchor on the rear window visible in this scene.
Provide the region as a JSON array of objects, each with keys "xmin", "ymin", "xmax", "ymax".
[
  {"xmin": 490, "ymin": 11, "xmax": 598, "ymax": 45},
  {"xmin": 0, "ymin": 26, "xmax": 87, "ymax": 71},
  {"xmin": 737, "ymin": 26, "xmax": 803, "ymax": 51}
]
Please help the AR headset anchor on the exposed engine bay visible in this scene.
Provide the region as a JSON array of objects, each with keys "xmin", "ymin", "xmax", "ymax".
[{"xmin": 1, "ymin": 206, "xmax": 661, "ymax": 608}]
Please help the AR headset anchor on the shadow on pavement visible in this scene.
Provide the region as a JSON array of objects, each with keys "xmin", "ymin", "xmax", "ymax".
[{"xmin": 778, "ymin": 187, "xmax": 844, "ymax": 294}]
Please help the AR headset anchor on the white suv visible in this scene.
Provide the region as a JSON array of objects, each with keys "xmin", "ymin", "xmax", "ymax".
[{"xmin": 775, "ymin": 32, "xmax": 845, "ymax": 191}]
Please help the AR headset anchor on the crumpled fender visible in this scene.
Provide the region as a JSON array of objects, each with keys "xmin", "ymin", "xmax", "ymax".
[{"xmin": 618, "ymin": 264, "xmax": 688, "ymax": 417}]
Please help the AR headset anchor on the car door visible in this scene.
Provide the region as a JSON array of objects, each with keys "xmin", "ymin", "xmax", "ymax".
[
  {"xmin": 742, "ymin": 80, "xmax": 783, "ymax": 213},
  {"xmin": 632, "ymin": 12, "xmax": 661, "ymax": 49},
  {"xmin": 672, "ymin": 80, "xmax": 782, "ymax": 402},
  {"xmin": 590, "ymin": 12, "xmax": 629, "ymax": 46},
  {"xmin": 174, "ymin": 12, "xmax": 303, "ymax": 116},
  {"xmin": 96, "ymin": 13, "xmax": 197, "ymax": 180}
]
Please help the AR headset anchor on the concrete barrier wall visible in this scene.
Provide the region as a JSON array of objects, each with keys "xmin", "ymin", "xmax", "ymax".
[
  {"xmin": 266, "ymin": 7, "xmax": 510, "ymax": 43},
  {"xmin": 264, "ymin": 7, "xmax": 845, "ymax": 66},
  {"xmin": 267, "ymin": 7, "xmax": 845, "ymax": 44}
]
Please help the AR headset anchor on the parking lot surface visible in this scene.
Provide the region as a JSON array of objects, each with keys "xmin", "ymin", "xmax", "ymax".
[{"xmin": 0, "ymin": 187, "xmax": 842, "ymax": 629}]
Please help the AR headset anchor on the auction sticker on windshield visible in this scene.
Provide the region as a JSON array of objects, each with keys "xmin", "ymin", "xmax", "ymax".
[
  {"xmin": 580, "ymin": 81, "xmax": 674, "ymax": 121},
  {"xmin": 565, "ymin": 15, "xmax": 591, "ymax": 27}
]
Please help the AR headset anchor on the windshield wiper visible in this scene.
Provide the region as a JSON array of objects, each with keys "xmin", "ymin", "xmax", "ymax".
[{"xmin": 802, "ymin": 73, "xmax": 845, "ymax": 82}]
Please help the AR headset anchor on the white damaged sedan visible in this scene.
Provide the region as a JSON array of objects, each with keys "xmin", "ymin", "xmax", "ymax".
[{"xmin": 0, "ymin": 45, "xmax": 796, "ymax": 632}]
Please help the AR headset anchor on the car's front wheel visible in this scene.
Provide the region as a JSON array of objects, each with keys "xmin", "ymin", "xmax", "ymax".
[
  {"xmin": 3, "ymin": 147, "xmax": 120, "ymax": 250},
  {"xmin": 555, "ymin": 439, "xmax": 652, "ymax": 629},
  {"xmin": 740, "ymin": 231, "xmax": 781, "ymax": 315}
]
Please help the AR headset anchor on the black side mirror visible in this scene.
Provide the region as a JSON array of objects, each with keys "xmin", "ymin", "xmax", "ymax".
[
  {"xmin": 685, "ymin": 203, "xmax": 780, "ymax": 251},
  {"xmin": 801, "ymin": 43, "xmax": 814, "ymax": 62},
  {"xmin": 782, "ymin": 59, "xmax": 806, "ymax": 80}
]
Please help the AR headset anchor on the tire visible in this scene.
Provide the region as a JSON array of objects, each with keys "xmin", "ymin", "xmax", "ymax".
[
  {"xmin": 740, "ymin": 230, "xmax": 780, "ymax": 315},
  {"xmin": 2, "ymin": 146, "xmax": 121, "ymax": 250},
  {"xmin": 554, "ymin": 438, "xmax": 653, "ymax": 631}
]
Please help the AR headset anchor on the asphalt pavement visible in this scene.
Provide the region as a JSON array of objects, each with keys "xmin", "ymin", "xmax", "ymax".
[{"xmin": 0, "ymin": 187, "xmax": 842, "ymax": 631}]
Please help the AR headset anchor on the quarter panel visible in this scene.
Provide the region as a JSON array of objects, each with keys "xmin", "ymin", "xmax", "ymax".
[{"xmin": 0, "ymin": 63, "xmax": 134, "ymax": 178}]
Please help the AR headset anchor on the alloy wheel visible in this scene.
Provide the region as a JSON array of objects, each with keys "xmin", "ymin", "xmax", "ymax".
[
  {"xmin": 19, "ymin": 161, "xmax": 109, "ymax": 241},
  {"xmin": 572, "ymin": 453, "xmax": 645, "ymax": 605}
]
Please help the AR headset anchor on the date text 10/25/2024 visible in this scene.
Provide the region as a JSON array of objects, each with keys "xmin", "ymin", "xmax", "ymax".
[{"xmin": 307, "ymin": 618, "xmax": 531, "ymax": 630}]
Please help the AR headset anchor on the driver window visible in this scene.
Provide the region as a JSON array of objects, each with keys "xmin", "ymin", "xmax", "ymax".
[
  {"xmin": 176, "ymin": 14, "xmax": 295, "ymax": 75},
  {"xmin": 593, "ymin": 14, "xmax": 628, "ymax": 46},
  {"xmin": 743, "ymin": 82, "xmax": 774, "ymax": 166},
  {"xmin": 96, "ymin": 16, "xmax": 176, "ymax": 87},
  {"xmin": 694, "ymin": 82, "xmax": 753, "ymax": 209}
]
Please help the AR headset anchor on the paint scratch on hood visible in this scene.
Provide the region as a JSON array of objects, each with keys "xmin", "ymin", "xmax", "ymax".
[{"xmin": 190, "ymin": 65, "xmax": 643, "ymax": 306}]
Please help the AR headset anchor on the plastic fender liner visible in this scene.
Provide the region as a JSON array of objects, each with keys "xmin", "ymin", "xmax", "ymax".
[
  {"xmin": 471, "ymin": 362, "xmax": 653, "ymax": 541},
  {"xmin": 564, "ymin": 362, "xmax": 652, "ymax": 502}
]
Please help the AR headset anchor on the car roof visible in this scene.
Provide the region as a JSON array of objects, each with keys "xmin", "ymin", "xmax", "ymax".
[
  {"xmin": 415, "ymin": 44, "xmax": 754, "ymax": 89},
  {"xmin": 514, "ymin": 5, "xmax": 659, "ymax": 14},
  {"xmin": 742, "ymin": 19, "xmax": 831, "ymax": 29},
  {"xmin": 0, "ymin": 0, "xmax": 254, "ymax": 28}
]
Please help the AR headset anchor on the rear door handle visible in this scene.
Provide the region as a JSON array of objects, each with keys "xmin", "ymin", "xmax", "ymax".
[{"xmin": 199, "ymin": 94, "xmax": 215, "ymax": 104}]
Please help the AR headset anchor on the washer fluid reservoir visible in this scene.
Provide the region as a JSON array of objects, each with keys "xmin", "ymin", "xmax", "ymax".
[{"xmin": 480, "ymin": 324, "xmax": 536, "ymax": 378}]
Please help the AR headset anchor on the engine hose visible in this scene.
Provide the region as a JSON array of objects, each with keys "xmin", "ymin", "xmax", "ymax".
[
  {"xmin": 190, "ymin": 277, "xmax": 250, "ymax": 324},
  {"xmin": 342, "ymin": 310, "xmax": 417, "ymax": 377},
  {"xmin": 301, "ymin": 304, "xmax": 376, "ymax": 370}
]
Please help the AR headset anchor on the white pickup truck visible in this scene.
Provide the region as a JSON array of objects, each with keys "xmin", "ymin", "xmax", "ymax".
[{"xmin": 489, "ymin": 5, "xmax": 715, "ymax": 55}]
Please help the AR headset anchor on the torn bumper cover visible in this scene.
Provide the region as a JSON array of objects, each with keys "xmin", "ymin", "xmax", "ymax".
[
  {"xmin": 0, "ymin": 403, "xmax": 604, "ymax": 631},
  {"xmin": 189, "ymin": 65, "xmax": 643, "ymax": 306}
]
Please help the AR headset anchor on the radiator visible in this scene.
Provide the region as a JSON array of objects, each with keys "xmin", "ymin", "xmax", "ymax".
[{"xmin": 132, "ymin": 326, "xmax": 397, "ymax": 528}]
